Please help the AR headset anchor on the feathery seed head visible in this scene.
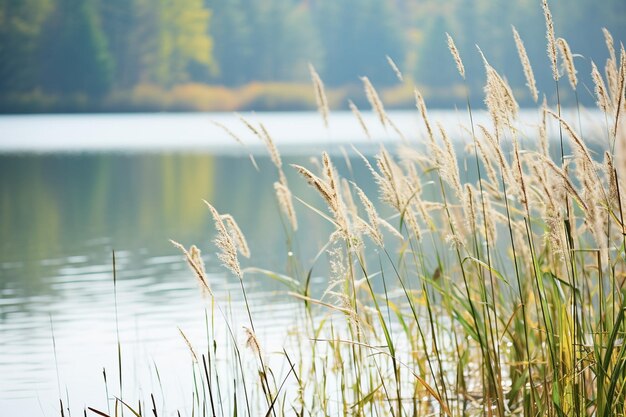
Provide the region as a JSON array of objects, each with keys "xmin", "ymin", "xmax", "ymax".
[
  {"xmin": 309, "ymin": 63, "xmax": 330, "ymax": 128},
  {"xmin": 348, "ymin": 100, "xmax": 371, "ymax": 139},
  {"xmin": 446, "ymin": 33, "xmax": 465, "ymax": 79},
  {"xmin": 361, "ymin": 76, "xmax": 387, "ymax": 127},
  {"xmin": 591, "ymin": 61, "xmax": 609, "ymax": 112},
  {"xmin": 204, "ymin": 201, "xmax": 242, "ymax": 279},
  {"xmin": 386, "ymin": 55, "xmax": 404, "ymax": 82},
  {"xmin": 542, "ymin": 0, "xmax": 559, "ymax": 81},
  {"xmin": 557, "ymin": 37, "xmax": 577, "ymax": 90},
  {"xmin": 512, "ymin": 26, "xmax": 538, "ymax": 102},
  {"xmin": 170, "ymin": 240, "xmax": 213, "ymax": 296},
  {"xmin": 274, "ymin": 181, "xmax": 298, "ymax": 230}
]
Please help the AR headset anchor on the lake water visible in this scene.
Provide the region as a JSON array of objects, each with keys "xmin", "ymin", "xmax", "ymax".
[{"xmin": 0, "ymin": 110, "xmax": 606, "ymax": 416}]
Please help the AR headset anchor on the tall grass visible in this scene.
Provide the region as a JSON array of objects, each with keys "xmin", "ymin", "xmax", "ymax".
[{"xmin": 84, "ymin": 4, "xmax": 626, "ymax": 417}]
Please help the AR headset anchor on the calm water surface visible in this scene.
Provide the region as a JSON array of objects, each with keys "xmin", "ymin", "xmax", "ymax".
[{"xmin": 0, "ymin": 110, "xmax": 605, "ymax": 416}]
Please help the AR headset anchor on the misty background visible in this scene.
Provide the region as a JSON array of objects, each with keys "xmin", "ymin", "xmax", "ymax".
[{"xmin": 1, "ymin": 0, "xmax": 624, "ymax": 112}]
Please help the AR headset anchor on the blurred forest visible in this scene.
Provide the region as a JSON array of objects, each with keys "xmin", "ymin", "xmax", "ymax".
[{"xmin": 0, "ymin": 0, "xmax": 624, "ymax": 112}]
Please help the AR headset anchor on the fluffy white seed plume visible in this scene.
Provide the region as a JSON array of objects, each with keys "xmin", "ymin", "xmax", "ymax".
[
  {"xmin": 591, "ymin": 61, "xmax": 609, "ymax": 112},
  {"xmin": 438, "ymin": 122, "xmax": 463, "ymax": 201},
  {"xmin": 274, "ymin": 181, "xmax": 298, "ymax": 230},
  {"xmin": 512, "ymin": 26, "xmax": 538, "ymax": 102},
  {"xmin": 361, "ymin": 76, "xmax": 387, "ymax": 127},
  {"xmin": 259, "ymin": 123, "xmax": 282, "ymax": 169},
  {"xmin": 557, "ymin": 37, "xmax": 577, "ymax": 90},
  {"xmin": 204, "ymin": 201, "xmax": 242, "ymax": 279},
  {"xmin": 170, "ymin": 240, "xmax": 213, "ymax": 296},
  {"xmin": 480, "ymin": 50, "xmax": 519, "ymax": 134},
  {"xmin": 386, "ymin": 55, "xmax": 404, "ymax": 82},
  {"xmin": 309, "ymin": 63, "xmax": 329, "ymax": 128},
  {"xmin": 603, "ymin": 28, "xmax": 619, "ymax": 98},
  {"xmin": 353, "ymin": 183, "xmax": 384, "ymax": 246},
  {"xmin": 220, "ymin": 214, "xmax": 250, "ymax": 258},
  {"xmin": 614, "ymin": 49, "xmax": 625, "ymax": 137},
  {"xmin": 446, "ymin": 33, "xmax": 465, "ymax": 79},
  {"xmin": 348, "ymin": 100, "xmax": 371, "ymax": 140},
  {"xmin": 243, "ymin": 326, "xmax": 261, "ymax": 355},
  {"xmin": 292, "ymin": 153, "xmax": 350, "ymax": 239},
  {"xmin": 542, "ymin": 0, "xmax": 559, "ymax": 81}
]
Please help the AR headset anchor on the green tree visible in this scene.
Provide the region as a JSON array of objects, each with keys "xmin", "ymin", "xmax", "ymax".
[
  {"xmin": 135, "ymin": 0, "xmax": 215, "ymax": 86},
  {"xmin": 416, "ymin": 15, "xmax": 458, "ymax": 89},
  {"xmin": 205, "ymin": 0, "xmax": 252, "ymax": 85},
  {"xmin": 0, "ymin": 0, "xmax": 52, "ymax": 94},
  {"xmin": 311, "ymin": 0, "xmax": 405, "ymax": 86},
  {"xmin": 39, "ymin": 0, "xmax": 113, "ymax": 96},
  {"xmin": 207, "ymin": 0, "xmax": 320, "ymax": 85},
  {"xmin": 98, "ymin": 0, "xmax": 140, "ymax": 88},
  {"xmin": 248, "ymin": 0, "xmax": 320, "ymax": 82}
]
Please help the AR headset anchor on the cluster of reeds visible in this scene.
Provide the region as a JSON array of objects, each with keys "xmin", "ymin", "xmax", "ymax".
[{"xmin": 87, "ymin": 2, "xmax": 625, "ymax": 416}]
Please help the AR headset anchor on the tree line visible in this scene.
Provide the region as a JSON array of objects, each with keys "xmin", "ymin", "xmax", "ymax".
[{"xmin": 0, "ymin": 0, "xmax": 624, "ymax": 109}]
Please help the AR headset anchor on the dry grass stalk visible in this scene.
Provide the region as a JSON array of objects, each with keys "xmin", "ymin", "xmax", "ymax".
[
  {"xmin": 386, "ymin": 115, "xmax": 408, "ymax": 143},
  {"xmin": 483, "ymin": 193, "xmax": 497, "ymax": 243},
  {"xmin": 541, "ymin": 158, "xmax": 589, "ymax": 213},
  {"xmin": 478, "ymin": 125, "xmax": 513, "ymax": 189},
  {"xmin": 603, "ymin": 28, "xmax": 619, "ymax": 99},
  {"xmin": 606, "ymin": 152, "xmax": 619, "ymax": 209},
  {"xmin": 292, "ymin": 155, "xmax": 349, "ymax": 238},
  {"xmin": 591, "ymin": 61, "xmax": 609, "ymax": 112},
  {"xmin": 512, "ymin": 137, "xmax": 529, "ymax": 207},
  {"xmin": 352, "ymin": 180, "xmax": 403, "ymax": 246},
  {"xmin": 353, "ymin": 183, "xmax": 384, "ymax": 246},
  {"xmin": 309, "ymin": 64, "xmax": 329, "ymax": 128},
  {"xmin": 464, "ymin": 184, "xmax": 477, "ymax": 233},
  {"xmin": 348, "ymin": 100, "xmax": 371, "ymax": 140},
  {"xmin": 542, "ymin": 0, "xmax": 559, "ymax": 81},
  {"xmin": 359, "ymin": 146, "xmax": 423, "ymax": 239},
  {"xmin": 170, "ymin": 240, "xmax": 212, "ymax": 296},
  {"xmin": 243, "ymin": 326, "xmax": 261, "ymax": 355},
  {"xmin": 341, "ymin": 178, "xmax": 358, "ymax": 223},
  {"xmin": 512, "ymin": 26, "xmax": 539, "ymax": 102},
  {"xmin": 539, "ymin": 96, "xmax": 549, "ymax": 157},
  {"xmin": 480, "ymin": 51, "xmax": 519, "ymax": 134},
  {"xmin": 274, "ymin": 181, "xmax": 298, "ymax": 230},
  {"xmin": 212, "ymin": 120, "xmax": 259, "ymax": 170},
  {"xmin": 547, "ymin": 110, "xmax": 590, "ymax": 159},
  {"xmin": 221, "ymin": 214, "xmax": 251, "ymax": 258},
  {"xmin": 259, "ymin": 123, "xmax": 282, "ymax": 169},
  {"xmin": 361, "ymin": 76, "xmax": 387, "ymax": 127},
  {"xmin": 238, "ymin": 114, "xmax": 261, "ymax": 137},
  {"xmin": 212, "ymin": 120, "xmax": 245, "ymax": 146},
  {"xmin": 377, "ymin": 147, "xmax": 403, "ymax": 208},
  {"xmin": 529, "ymin": 160, "xmax": 557, "ymax": 212},
  {"xmin": 189, "ymin": 245, "xmax": 206, "ymax": 277},
  {"xmin": 386, "ymin": 55, "xmax": 404, "ymax": 82},
  {"xmin": 603, "ymin": 28, "xmax": 617, "ymax": 67},
  {"xmin": 204, "ymin": 200, "xmax": 242, "ymax": 279},
  {"xmin": 254, "ymin": 123, "xmax": 300, "ymax": 230},
  {"xmin": 178, "ymin": 327, "xmax": 199, "ymax": 363},
  {"xmin": 474, "ymin": 136, "xmax": 499, "ymax": 186},
  {"xmin": 557, "ymin": 37, "xmax": 578, "ymax": 90},
  {"xmin": 415, "ymin": 89, "xmax": 435, "ymax": 143},
  {"xmin": 292, "ymin": 164, "xmax": 334, "ymax": 209},
  {"xmin": 438, "ymin": 122, "xmax": 463, "ymax": 201},
  {"xmin": 544, "ymin": 205, "xmax": 564, "ymax": 257},
  {"xmin": 323, "ymin": 152, "xmax": 341, "ymax": 213},
  {"xmin": 445, "ymin": 33, "xmax": 465, "ymax": 79},
  {"xmin": 614, "ymin": 53, "xmax": 626, "ymax": 137}
]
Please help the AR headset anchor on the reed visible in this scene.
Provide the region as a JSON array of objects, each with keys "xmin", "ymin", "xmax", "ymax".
[{"xmin": 80, "ymin": 7, "xmax": 626, "ymax": 417}]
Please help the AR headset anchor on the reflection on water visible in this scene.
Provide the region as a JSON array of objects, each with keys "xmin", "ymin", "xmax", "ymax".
[
  {"xmin": 0, "ymin": 109, "xmax": 607, "ymax": 416},
  {"xmin": 0, "ymin": 151, "xmax": 373, "ymax": 416}
]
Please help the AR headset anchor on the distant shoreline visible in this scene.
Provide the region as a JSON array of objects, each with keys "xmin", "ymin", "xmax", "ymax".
[{"xmin": 0, "ymin": 81, "xmax": 564, "ymax": 115}]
